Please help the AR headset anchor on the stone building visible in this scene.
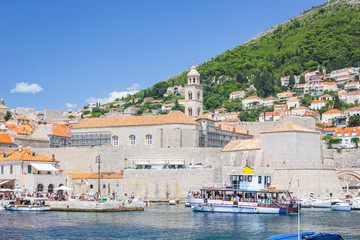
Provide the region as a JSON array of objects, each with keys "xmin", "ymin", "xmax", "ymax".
[
  {"xmin": 184, "ymin": 63, "xmax": 203, "ymax": 119},
  {"xmin": 70, "ymin": 111, "xmax": 200, "ymax": 148},
  {"xmin": 0, "ymin": 99, "xmax": 10, "ymax": 116},
  {"xmin": 0, "ymin": 149, "xmax": 67, "ymax": 193}
]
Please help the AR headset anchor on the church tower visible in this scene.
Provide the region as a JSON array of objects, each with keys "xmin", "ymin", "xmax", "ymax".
[{"xmin": 184, "ymin": 63, "xmax": 203, "ymax": 119}]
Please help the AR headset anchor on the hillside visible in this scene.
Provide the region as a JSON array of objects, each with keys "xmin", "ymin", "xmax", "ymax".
[{"xmin": 125, "ymin": 0, "xmax": 359, "ymax": 110}]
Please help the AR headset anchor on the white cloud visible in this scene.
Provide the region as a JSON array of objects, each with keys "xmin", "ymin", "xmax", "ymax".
[
  {"xmin": 66, "ymin": 102, "xmax": 77, "ymax": 109},
  {"xmin": 86, "ymin": 90, "xmax": 139, "ymax": 105},
  {"xmin": 126, "ymin": 83, "xmax": 140, "ymax": 91},
  {"xmin": 10, "ymin": 82, "xmax": 43, "ymax": 94}
]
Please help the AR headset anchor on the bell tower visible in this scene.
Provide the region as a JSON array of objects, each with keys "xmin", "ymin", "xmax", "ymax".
[{"xmin": 184, "ymin": 62, "xmax": 203, "ymax": 119}]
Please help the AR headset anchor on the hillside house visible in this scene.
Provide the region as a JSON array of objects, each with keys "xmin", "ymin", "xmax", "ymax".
[
  {"xmin": 286, "ymin": 98, "xmax": 300, "ymax": 109},
  {"xmin": 277, "ymin": 92, "xmax": 293, "ymax": 100},
  {"xmin": 274, "ymin": 104, "xmax": 287, "ymax": 112},
  {"xmin": 346, "ymin": 91, "xmax": 360, "ymax": 104},
  {"xmin": 161, "ymin": 103, "xmax": 175, "ymax": 112},
  {"xmin": 264, "ymin": 97, "xmax": 278, "ymax": 107},
  {"xmin": 242, "ymin": 96, "xmax": 264, "ymax": 109},
  {"xmin": 291, "ymin": 106, "xmax": 310, "ymax": 116},
  {"xmin": 345, "ymin": 82, "xmax": 360, "ymax": 91},
  {"xmin": 319, "ymin": 94, "xmax": 333, "ymax": 101},
  {"xmin": 229, "ymin": 91, "xmax": 245, "ymax": 100},
  {"xmin": 322, "ymin": 109, "xmax": 343, "ymax": 124},
  {"xmin": 310, "ymin": 100, "xmax": 326, "ymax": 110}
]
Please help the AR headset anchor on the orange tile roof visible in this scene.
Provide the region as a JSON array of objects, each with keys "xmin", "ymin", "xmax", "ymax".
[
  {"xmin": 215, "ymin": 108, "xmax": 227, "ymax": 111},
  {"xmin": 265, "ymin": 96, "xmax": 277, "ymax": 100},
  {"xmin": 69, "ymin": 173, "xmax": 123, "ymax": 179},
  {"xmin": 320, "ymin": 94, "xmax": 332, "ymax": 98},
  {"xmin": 345, "ymin": 106, "xmax": 360, "ymax": 112},
  {"xmin": 73, "ymin": 111, "xmax": 199, "ymax": 129},
  {"xmin": 334, "ymin": 127, "xmax": 360, "ymax": 137},
  {"xmin": 262, "ymin": 123, "xmax": 317, "ymax": 133},
  {"xmin": 348, "ymin": 91, "xmax": 360, "ymax": 95},
  {"xmin": 339, "ymin": 92, "xmax": 347, "ymax": 95},
  {"xmin": 323, "ymin": 109, "xmax": 343, "ymax": 115},
  {"xmin": 260, "ymin": 111, "xmax": 281, "ymax": 117},
  {"xmin": 230, "ymin": 91, "xmax": 244, "ymax": 94},
  {"xmin": 323, "ymin": 82, "xmax": 336, "ymax": 85},
  {"xmin": 346, "ymin": 82, "xmax": 358, "ymax": 85},
  {"xmin": 0, "ymin": 149, "xmax": 58, "ymax": 162},
  {"xmin": 53, "ymin": 123, "xmax": 71, "ymax": 137},
  {"xmin": 195, "ymin": 114, "xmax": 216, "ymax": 122},
  {"xmin": 303, "ymin": 111, "xmax": 319, "ymax": 117},
  {"xmin": 0, "ymin": 134, "xmax": 14, "ymax": 144},
  {"xmin": 293, "ymin": 106, "xmax": 309, "ymax": 110},
  {"xmin": 311, "ymin": 100, "xmax": 326, "ymax": 103},
  {"xmin": 221, "ymin": 118, "xmax": 239, "ymax": 122},
  {"xmin": 214, "ymin": 123, "xmax": 248, "ymax": 135},
  {"xmin": 243, "ymin": 96, "xmax": 262, "ymax": 100},
  {"xmin": 297, "ymin": 84, "xmax": 306, "ymax": 87}
]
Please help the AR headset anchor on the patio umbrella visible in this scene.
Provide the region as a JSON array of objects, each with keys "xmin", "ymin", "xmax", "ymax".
[{"xmin": 54, "ymin": 186, "xmax": 72, "ymax": 191}]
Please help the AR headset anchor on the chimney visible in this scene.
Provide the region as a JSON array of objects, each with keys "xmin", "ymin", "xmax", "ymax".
[
  {"xmin": 52, "ymin": 154, "xmax": 55, "ymax": 162},
  {"xmin": 246, "ymin": 130, "xmax": 249, "ymax": 135}
]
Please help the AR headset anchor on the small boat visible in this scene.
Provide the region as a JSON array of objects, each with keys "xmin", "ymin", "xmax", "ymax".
[
  {"xmin": 169, "ymin": 200, "xmax": 176, "ymax": 205},
  {"xmin": 0, "ymin": 200, "xmax": 5, "ymax": 210},
  {"xmin": 188, "ymin": 174, "xmax": 300, "ymax": 214},
  {"xmin": 5, "ymin": 197, "xmax": 51, "ymax": 211},
  {"xmin": 331, "ymin": 202, "xmax": 351, "ymax": 211},
  {"xmin": 184, "ymin": 202, "xmax": 191, "ymax": 208},
  {"xmin": 266, "ymin": 232, "xmax": 343, "ymax": 240},
  {"xmin": 300, "ymin": 198, "xmax": 331, "ymax": 208},
  {"xmin": 351, "ymin": 198, "xmax": 360, "ymax": 210}
]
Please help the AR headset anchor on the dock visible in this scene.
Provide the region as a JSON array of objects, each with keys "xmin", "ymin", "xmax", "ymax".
[{"xmin": 48, "ymin": 200, "xmax": 144, "ymax": 212}]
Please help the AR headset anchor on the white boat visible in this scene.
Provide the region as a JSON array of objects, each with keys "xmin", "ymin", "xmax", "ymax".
[
  {"xmin": 300, "ymin": 198, "xmax": 331, "ymax": 208},
  {"xmin": 5, "ymin": 197, "xmax": 51, "ymax": 211},
  {"xmin": 169, "ymin": 200, "xmax": 176, "ymax": 205},
  {"xmin": 351, "ymin": 198, "xmax": 360, "ymax": 210},
  {"xmin": 331, "ymin": 202, "xmax": 351, "ymax": 211},
  {"xmin": 188, "ymin": 174, "xmax": 300, "ymax": 214}
]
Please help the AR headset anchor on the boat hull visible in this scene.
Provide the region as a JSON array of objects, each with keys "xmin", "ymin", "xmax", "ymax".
[
  {"xmin": 5, "ymin": 205, "xmax": 51, "ymax": 211},
  {"xmin": 331, "ymin": 204, "xmax": 351, "ymax": 211}
]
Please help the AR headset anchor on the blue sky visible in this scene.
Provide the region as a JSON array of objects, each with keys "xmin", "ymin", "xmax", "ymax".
[{"xmin": 0, "ymin": 0, "xmax": 326, "ymax": 112}]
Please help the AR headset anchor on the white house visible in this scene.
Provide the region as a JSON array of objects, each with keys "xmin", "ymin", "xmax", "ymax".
[
  {"xmin": 277, "ymin": 92, "xmax": 293, "ymax": 101},
  {"xmin": 319, "ymin": 94, "xmax": 333, "ymax": 101},
  {"xmin": 291, "ymin": 106, "xmax": 310, "ymax": 116},
  {"xmin": 286, "ymin": 98, "xmax": 300, "ymax": 109},
  {"xmin": 345, "ymin": 91, "xmax": 360, "ymax": 104},
  {"xmin": 263, "ymin": 97, "xmax": 278, "ymax": 107},
  {"xmin": 229, "ymin": 91, "xmax": 245, "ymax": 100},
  {"xmin": 333, "ymin": 127, "xmax": 360, "ymax": 149},
  {"xmin": 259, "ymin": 111, "xmax": 282, "ymax": 122},
  {"xmin": 242, "ymin": 96, "xmax": 264, "ymax": 109},
  {"xmin": 322, "ymin": 109, "xmax": 343, "ymax": 124},
  {"xmin": 161, "ymin": 103, "xmax": 175, "ymax": 111},
  {"xmin": 310, "ymin": 100, "xmax": 327, "ymax": 110},
  {"xmin": 345, "ymin": 82, "xmax": 360, "ymax": 91}
]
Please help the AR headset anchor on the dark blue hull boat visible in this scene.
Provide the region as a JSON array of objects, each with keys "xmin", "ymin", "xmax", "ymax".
[{"xmin": 266, "ymin": 232, "xmax": 343, "ymax": 240}]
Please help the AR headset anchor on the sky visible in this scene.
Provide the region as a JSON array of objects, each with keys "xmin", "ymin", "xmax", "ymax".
[{"xmin": 0, "ymin": 0, "xmax": 326, "ymax": 112}]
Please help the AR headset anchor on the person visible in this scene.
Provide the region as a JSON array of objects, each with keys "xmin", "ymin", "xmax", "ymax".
[
  {"xmin": 112, "ymin": 191, "xmax": 115, "ymax": 201},
  {"xmin": 131, "ymin": 192, "xmax": 134, "ymax": 199}
]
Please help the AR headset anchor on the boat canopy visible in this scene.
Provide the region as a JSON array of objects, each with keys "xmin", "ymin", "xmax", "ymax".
[{"xmin": 30, "ymin": 163, "xmax": 58, "ymax": 172}]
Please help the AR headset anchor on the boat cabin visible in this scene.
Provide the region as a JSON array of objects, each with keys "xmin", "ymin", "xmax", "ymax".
[{"xmin": 228, "ymin": 174, "xmax": 271, "ymax": 191}]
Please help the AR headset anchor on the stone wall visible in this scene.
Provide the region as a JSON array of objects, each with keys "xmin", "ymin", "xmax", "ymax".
[{"xmin": 13, "ymin": 137, "xmax": 49, "ymax": 148}]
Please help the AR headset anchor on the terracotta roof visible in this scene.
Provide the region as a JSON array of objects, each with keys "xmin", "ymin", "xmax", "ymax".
[
  {"xmin": 262, "ymin": 123, "xmax": 317, "ymax": 134},
  {"xmin": 0, "ymin": 104, "xmax": 9, "ymax": 109},
  {"xmin": 346, "ymin": 82, "xmax": 358, "ymax": 85},
  {"xmin": 0, "ymin": 134, "xmax": 14, "ymax": 144},
  {"xmin": 195, "ymin": 114, "xmax": 216, "ymax": 122},
  {"xmin": 53, "ymin": 123, "xmax": 71, "ymax": 137},
  {"xmin": 297, "ymin": 84, "xmax": 306, "ymax": 87},
  {"xmin": 260, "ymin": 111, "xmax": 281, "ymax": 117},
  {"xmin": 293, "ymin": 106, "xmax": 309, "ymax": 110},
  {"xmin": 345, "ymin": 106, "xmax": 360, "ymax": 112},
  {"xmin": 215, "ymin": 108, "xmax": 227, "ymax": 111},
  {"xmin": 312, "ymin": 100, "xmax": 326, "ymax": 103},
  {"xmin": 348, "ymin": 91, "xmax": 360, "ymax": 95},
  {"xmin": 69, "ymin": 173, "xmax": 123, "ymax": 179},
  {"xmin": 339, "ymin": 92, "xmax": 347, "ymax": 95},
  {"xmin": 230, "ymin": 91, "xmax": 244, "ymax": 94},
  {"xmin": 73, "ymin": 111, "xmax": 199, "ymax": 129},
  {"xmin": 265, "ymin": 96, "xmax": 277, "ymax": 100},
  {"xmin": 323, "ymin": 82, "xmax": 336, "ymax": 85},
  {"xmin": 323, "ymin": 109, "xmax": 343, "ymax": 115},
  {"xmin": 287, "ymin": 98, "xmax": 299, "ymax": 102},
  {"xmin": 0, "ymin": 149, "xmax": 58, "ymax": 162},
  {"xmin": 320, "ymin": 94, "xmax": 332, "ymax": 98},
  {"xmin": 243, "ymin": 96, "xmax": 263, "ymax": 101},
  {"xmin": 303, "ymin": 111, "xmax": 319, "ymax": 117},
  {"xmin": 222, "ymin": 139, "xmax": 261, "ymax": 152},
  {"xmin": 214, "ymin": 123, "xmax": 248, "ymax": 135},
  {"xmin": 334, "ymin": 127, "xmax": 360, "ymax": 137},
  {"xmin": 221, "ymin": 118, "xmax": 239, "ymax": 122}
]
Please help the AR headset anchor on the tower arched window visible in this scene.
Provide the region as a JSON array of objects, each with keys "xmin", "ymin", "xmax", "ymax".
[
  {"xmin": 188, "ymin": 91, "xmax": 192, "ymax": 100},
  {"xmin": 188, "ymin": 107, "xmax": 193, "ymax": 116},
  {"xmin": 197, "ymin": 91, "xmax": 201, "ymax": 100},
  {"xmin": 197, "ymin": 107, "xmax": 201, "ymax": 116}
]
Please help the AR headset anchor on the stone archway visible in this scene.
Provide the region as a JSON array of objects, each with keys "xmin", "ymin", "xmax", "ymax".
[
  {"xmin": 48, "ymin": 184, "xmax": 55, "ymax": 193},
  {"xmin": 37, "ymin": 184, "xmax": 44, "ymax": 192}
]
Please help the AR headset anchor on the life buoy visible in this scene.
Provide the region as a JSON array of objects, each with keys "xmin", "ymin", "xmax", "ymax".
[
  {"xmin": 209, "ymin": 204, "xmax": 214, "ymax": 211},
  {"xmin": 253, "ymin": 207, "xmax": 258, "ymax": 213},
  {"xmin": 197, "ymin": 204, "xmax": 203, "ymax": 210}
]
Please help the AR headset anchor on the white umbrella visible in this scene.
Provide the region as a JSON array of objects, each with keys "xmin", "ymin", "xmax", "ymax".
[{"xmin": 54, "ymin": 186, "xmax": 72, "ymax": 191}]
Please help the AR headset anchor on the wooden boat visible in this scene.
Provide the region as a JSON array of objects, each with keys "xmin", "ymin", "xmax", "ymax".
[
  {"xmin": 5, "ymin": 197, "xmax": 51, "ymax": 211},
  {"xmin": 188, "ymin": 174, "xmax": 300, "ymax": 214}
]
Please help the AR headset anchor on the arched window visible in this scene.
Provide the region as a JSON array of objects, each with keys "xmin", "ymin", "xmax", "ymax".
[
  {"xmin": 197, "ymin": 107, "xmax": 201, "ymax": 116},
  {"xmin": 130, "ymin": 135, "xmax": 136, "ymax": 146},
  {"xmin": 37, "ymin": 184, "xmax": 44, "ymax": 192},
  {"xmin": 197, "ymin": 91, "xmax": 201, "ymax": 100},
  {"xmin": 48, "ymin": 184, "xmax": 55, "ymax": 193},
  {"xmin": 188, "ymin": 91, "xmax": 192, "ymax": 100},
  {"xmin": 193, "ymin": 77, "xmax": 196, "ymax": 83},
  {"xmin": 112, "ymin": 136, "xmax": 119, "ymax": 146},
  {"xmin": 188, "ymin": 107, "xmax": 193, "ymax": 116},
  {"xmin": 146, "ymin": 135, "xmax": 152, "ymax": 145}
]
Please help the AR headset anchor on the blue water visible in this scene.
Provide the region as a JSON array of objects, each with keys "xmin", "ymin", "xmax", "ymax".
[{"xmin": 0, "ymin": 205, "xmax": 359, "ymax": 239}]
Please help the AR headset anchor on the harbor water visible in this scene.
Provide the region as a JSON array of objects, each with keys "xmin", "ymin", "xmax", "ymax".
[{"xmin": 1, "ymin": 204, "xmax": 360, "ymax": 239}]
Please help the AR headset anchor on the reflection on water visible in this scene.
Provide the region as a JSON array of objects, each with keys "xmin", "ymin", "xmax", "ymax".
[{"xmin": 0, "ymin": 205, "xmax": 359, "ymax": 239}]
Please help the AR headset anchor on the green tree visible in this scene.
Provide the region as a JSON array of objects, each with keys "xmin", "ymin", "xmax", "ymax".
[
  {"xmin": 84, "ymin": 105, "xmax": 89, "ymax": 109},
  {"xmin": 299, "ymin": 75, "xmax": 305, "ymax": 84},
  {"xmin": 4, "ymin": 111, "xmax": 12, "ymax": 121},
  {"xmin": 351, "ymin": 137, "xmax": 359, "ymax": 149},
  {"xmin": 172, "ymin": 99, "xmax": 185, "ymax": 112},
  {"xmin": 348, "ymin": 115, "xmax": 360, "ymax": 127},
  {"xmin": 288, "ymin": 74, "xmax": 295, "ymax": 89}
]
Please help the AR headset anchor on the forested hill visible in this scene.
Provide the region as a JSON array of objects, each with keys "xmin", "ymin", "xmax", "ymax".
[{"xmin": 128, "ymin": 0, "xmax": 360, "ymax": 112}]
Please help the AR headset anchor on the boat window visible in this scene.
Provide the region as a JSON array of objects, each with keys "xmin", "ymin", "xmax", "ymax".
[
  {"xmin": 239, "ymin": 175, "xmax": 243, "ymax": 182},
  {"xmin": 258, "ymin": 176, "xmax": 262, "ymax": 184},
  {"xmin": 248, "ymin": 176, "xmax": 252, "ymax": 182},
  {"xmin": 244, "ymin": 176, "xmax": 248, "ymax": 182},
  {"xmin": 90, "ymin": 184, "xmax": 93, "ymax": 189},
  {"xmin": 236, "ymin": 176, "xmax": 239, "ymax": 181}
]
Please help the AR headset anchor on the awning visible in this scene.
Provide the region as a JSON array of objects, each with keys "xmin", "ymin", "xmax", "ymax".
[
  {"xmin": 30, "ymin": 163, "xmax": 58, "ymax": 172},
  {"xmin": 0, "ymin": 180, "xmax": 10, "ymax": 186}
]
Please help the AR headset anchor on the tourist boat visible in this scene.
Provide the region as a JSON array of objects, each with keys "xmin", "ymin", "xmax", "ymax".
[
  {"xmin": 188, "ymin": 174, "xmax": 300, "ymax": 214},
  {"xmin": 330, "ymin": 202, "xmax": 351, "ymax": 211},
  {"xmin": 266, "ymin": 232, "xmax": 343, "ymax": 240},
  {"xmin": 5, "ymin": 197, "xmax": 51, "ymax": 211}
]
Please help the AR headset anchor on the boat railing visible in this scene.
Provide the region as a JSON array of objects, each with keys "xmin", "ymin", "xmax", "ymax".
[{"xmin": 203, "ymin": 183, "xmax": 225, "ymax": 188}]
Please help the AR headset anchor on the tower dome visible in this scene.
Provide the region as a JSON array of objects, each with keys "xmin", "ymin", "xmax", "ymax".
[{"xmin": 187, "ymin": 63, "xmax": 200, "ymax": 78}]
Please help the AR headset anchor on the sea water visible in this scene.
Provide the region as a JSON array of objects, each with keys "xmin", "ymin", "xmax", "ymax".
[{"xmin": 0, "ymin": 204, "xmax": 359, "ymax": 239}]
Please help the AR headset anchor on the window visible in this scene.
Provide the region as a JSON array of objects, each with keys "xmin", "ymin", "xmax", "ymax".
[
  {"xmin": 116, "ymin": 184, "xmax": 119, "ymax": 188},
  {"xmin": 239, "ymin": 175, "xmax": 243, "ymax": 182},
  {"xmin": 37, "ymin": 184, "xmax": 44, "ymax": 192},
  {"xmin": 188, "ymin": 107, "xmax": 192, "ymax": 116},
  {"xmin": 96, "ymin": 138, "xmax": 102, "ymax": 146},
  {"xmin": 188, "ymin": 91, "xmax": 192, "ymax": 100},
  {"xmin": 28, "ymin": 165, "xmax": 32, "ymax": 174},
  {"xmin": 258, "ymin": 176, "xmax": 262, "ymax": 184},
  {"xmin": 90, "ymin": 184, "xmax": 93, "ymax": 189},
  {"xmin": 10, "ymin": 165, "xmax": 13, "ymax": 174},
  {"xmin": 146, "ymin": 135, "xmax": 152, "ymax": 145},
  {"xmin": 1, "ymin": 165, "xmax": 3, "ymax": 174},
  {"xmin": 81, "ymin": 138, "xmax": 86, "ymax": 146},
  {"xmin": 103, "ymin": 184, "xmax": 106, "ymax": 189},
  {"xmin": 113, "ymin": 136, "xmax": 119, "ymax": 146},
  {"xmin": 248, "ymin": 176, "xmax": 252, "ymax": 182},
  {"xmin": 130, "ymin": 135, "xmax": 136, "ymax": 146}
]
